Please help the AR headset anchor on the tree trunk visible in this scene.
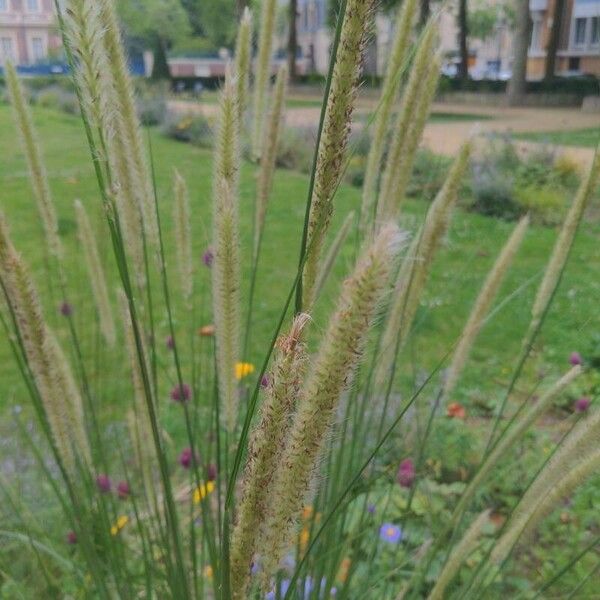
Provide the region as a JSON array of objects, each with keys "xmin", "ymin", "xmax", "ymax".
[
  {"xmin": 419, "ymin": 0, "xmax": 430, "ymax": 28},
  {"xmin": 151, "ymin": 37, "xmax": 171, "ymax": 80},
  {"xmin": 288, "ymin": 0, "xmax": 298, "ymax": 80},
  {"xmin": 236, "ymin": 0, "xmax": 248, "ymax": 19},
  {"xmin": 507, "ymin": 0, "xmax": 532, "ymax": 104},
  {"xmin": 544, "ymin": 0, "xmax": 566, "ymax": 80},
  {"xmin": 457, "ymin": 0, "xmax": 469, "ymax": 81}
]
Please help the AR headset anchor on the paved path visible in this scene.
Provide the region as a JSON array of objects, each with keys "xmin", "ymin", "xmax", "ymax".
[{"xmin": 167, "ymin": 97, "xmax": 599, "ymax": 170}]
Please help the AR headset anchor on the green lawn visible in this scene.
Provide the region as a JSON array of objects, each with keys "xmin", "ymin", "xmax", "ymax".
[
  {"xmin": 514, "ymin": 127, "xmax": 600, "ymax": 148},
  {"xmin": 0, "ymin": 105, "xmax": 598, "ymax": 417}
]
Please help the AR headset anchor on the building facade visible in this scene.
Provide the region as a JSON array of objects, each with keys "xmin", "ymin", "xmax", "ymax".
[
  {"xmin": 0, "ymin": 0, "xmax": 61, "ymax": 67},
  {"xmin": 528, "ymin": 0, "xmax": 600, "ymax": 78}
]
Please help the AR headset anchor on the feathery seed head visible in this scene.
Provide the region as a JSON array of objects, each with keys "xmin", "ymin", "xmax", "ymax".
[
  {"xmin": 302, "ymin": 0, "xmax": 377, "ymax": 308},
  {"xmin": 260, "ymin": 224, "xmax": 404, "ymax": 581},
  {"xmin": 234, "ymin": 7, "xmax": 253, "ymax": 125},
  {"xmin": 173, "ymin": 169, "xmax": 193, "ymax": 302}
]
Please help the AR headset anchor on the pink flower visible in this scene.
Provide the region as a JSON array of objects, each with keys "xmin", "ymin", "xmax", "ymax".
[
  {"xmin": 117, "ymin": 481, "xmax": 130, "ymax": 499},
  {"xmin": 569, "ymin": 352, "xmax": 583, "ymax": 366},
  {"xmin": 574, "ymin": 397, "xmax": 591, "ymax": 413},
  {"xmin": 66, "ymin": 530, "xmax": 77, "ymax": 545},
  {"xmin": 166, "ymin": 335, "xmax": 175, "ymax": 350},
  {"xmin": 206, "ymin": 463, "xmax": 217, "ymax": 481},
  {"xmin": 60, "ymin": 301, "xmax": 73, "ymax": 317},
  {"xmin": 179, "ymin": 447, "xmax": 199, "ymax": 469},
  {"xmin": 260, "ymin": 374, "xmax": 270, "ymax": 389},
  {"xmin": 171, "ymin": 383, "xmax": 191, "ymax": 403},
  {"xmin": 202, "ymin": 248, "xmax": 214, "ymax": 268},
  {"xmin": 397, "ymin": 458, "xmax": 415, "ymax": 488},
  {"xmin": 96, "ymin": 474, "xmax": 111, "ymax": 493}
]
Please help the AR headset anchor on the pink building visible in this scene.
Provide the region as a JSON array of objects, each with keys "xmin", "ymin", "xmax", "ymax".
[{"xmin": 0, "ymin": 0, "xmax": 61, "ymax": 66}]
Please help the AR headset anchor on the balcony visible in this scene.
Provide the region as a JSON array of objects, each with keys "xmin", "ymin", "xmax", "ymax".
[{"xmin": 0, "ymin": 11, "xmax": 55, "ymax": 28}]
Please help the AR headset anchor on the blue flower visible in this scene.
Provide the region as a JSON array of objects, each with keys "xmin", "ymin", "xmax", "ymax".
[{"xmin": 379, "ymin": 523, "xmax": 402, "ymax": 544}]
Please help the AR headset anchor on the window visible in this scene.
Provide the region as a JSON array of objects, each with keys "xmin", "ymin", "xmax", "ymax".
[
  {"xmin": 31, "ymin": 37, "xmax": 44, "ymax": 61},
  {"xmin": 26, "ymin": 0, "xmax": 39, "ymax": 11},
  {"xmin": 574, "ymin": 18, "xmax": 587, "ymax": 46},
  {"xmin": 568, "ymin": 56, "xmax": 581, "ymax": 71},
  {"xmin": 530, "ymin": 18, "xmax": 542, "ymax": 51},
  {"xmin": 592, "ymin": 17, "xmax": 600, "ymax": 45},
  {"xmin": 1, "ymin": 37, "xmax": 14, "ymax": 62}
]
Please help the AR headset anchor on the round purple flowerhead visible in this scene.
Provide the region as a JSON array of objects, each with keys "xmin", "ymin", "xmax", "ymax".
[
  {"xmin": 96, "ymin": 474, "xmax": 111, "ymax": 493},
  {"xmin": 397, "ymin": 458, "xmax": 416, "ymax": 488},
  {"xmin": 569, "ymin": 352, "xmax": 583, "ymax": 366},
  {"xmin": 166, "ymin": 335, "xmax": 175, "ymax": 350},
  {"xmin": 202, "ymin": 248, "xmax": 214, "ymax": 268},
  {"xmin": 574, "ymin": 396, "xmax": 591, "ymax": 413},
  {"xmin": 117, "ymin": 480, "xmax": 130, "ymax": 499},
  {"xmin": 171, "ymin": 383, "xmax": 191, "ymax": 403},
  {"xmin": 379, "ymin": 523, "xmax": 403, "ymax": 544},
  {"xmin": 66, "ymin": 530, "xmax": 77, "ymax": 545},
  {"xmin": 260, "ymin": 374, "xmax": 270, "ymax": 389},
  {"xmin": 60, "ymin": 301, "xmax": 73, "ymax": 317},
  {"xmin": 206, "ymin": 463, "xmax": 217, "ymax": 481},
  {"xmin": 179, "ymin": 447, "xmax": 199, "ymax": 469}
]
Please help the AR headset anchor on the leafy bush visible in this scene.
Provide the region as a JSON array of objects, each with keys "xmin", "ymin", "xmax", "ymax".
[
  {"xmin": 408, "ymin": 149, "xmax": 453, "ymax": 200},
  {"xmin": 274, "ymin": 126, "xmax": 316, "ymax": 173},
  {"xmin": 515, "ymin": 186, "xmax": 566, "ymax": 225},
  {"xmin": 135, "ymin": 80, "xmax": 169, "ymax": 126},
  {"xmin": 162, "ymin": 111, "xmax": 213, "ymax": 147},
  {"xmin": 32, "ymin": 85, "xmax": 79, "ymax": 115}
]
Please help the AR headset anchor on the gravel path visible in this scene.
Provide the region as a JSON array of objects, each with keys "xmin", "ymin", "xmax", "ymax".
[{"xmin": 167, "ymin": 97, "xmax": 599, "ymax": 170}]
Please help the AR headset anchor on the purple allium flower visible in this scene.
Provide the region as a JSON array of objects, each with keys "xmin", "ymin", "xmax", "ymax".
[
  {"xmin": 96, "ymin": 474, "xmax": 111, "ymax": 493},
  {"xmin": 202, "ymin": 248, "xmax": 214, "ymax": 268},
  {"xmin": 206, "ymin": 463, "xmax": 217, "ymax": 481},
  {"xmin": 260, "ymin": 374, "xmax": 270, "ymax": 389},
  {"xmin": 179, "ymin": 447, "xmax": 198, "ymax": 469},
  {"xmin": 66, "ymin": 530, "xmax": 77, "ymax": 545},
  {"xmin": 170, "ymin": 383, "xmax": 191, "ymax": 403},
  {"xmin": 117, "ymin": 480, "xmax": 130, "ymax": 499},
  {"xmin": 60, "ymin": 301, "xmax": 73, "ymax": 317},
  {"xmin": 379, "ymin": 523, "xmax": 403, "ymax": 544},
  {"xmin": 166, "ymin": 335, "xmax": 175, "ymax": 350},
  {"xmin": 367, "ymin": 503, "xmax": 376, "ymax": 514},
  {"xmin": 397, "ymin": 458, "xmax": 416, "ymax": 488},
  {"xmin": 569, "ymin": 352, "xmax": 583, "ymax": 366},
  {"xmin": 574, "ymin": 396, "xmax": 591, "ymax": 413}
]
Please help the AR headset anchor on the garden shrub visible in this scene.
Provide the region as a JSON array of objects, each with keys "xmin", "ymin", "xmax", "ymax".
[
  {"xmin": 274, "ymin": 126, "xmax": 316, "ymax": 174},
  {"xmin": 135, "ymin": 80, "xmax": 169, "ymax": 126},
  {"xmin": 162, "ymin": 111, "xmax": 213, "ymax": 147},
  {"xmin": 514, "ymin": 186, "xmax": 566, "ymax": 226}
]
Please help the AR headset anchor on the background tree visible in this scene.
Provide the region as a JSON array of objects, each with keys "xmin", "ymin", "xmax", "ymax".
[
  {"xmin": 118, "ymin": 0, "xmax": 191, "ymax": 79},
  {"xmin": 544, "ymin": 0, "xmax": 566, "ymax": 80},
  {"xmin": 288, "ymin": 0, "xmax": 299, "ymax": 80},
  {"xmin": 180, "ymin": 0, "xmax": 237, "ymax": 48},
  {"xmin": 507, "ymin": 0, "xmax": 532, "ymax": 104},
  {"xmin": 457, "ymin": 0, "xmax": 469, "ymax": 81}
]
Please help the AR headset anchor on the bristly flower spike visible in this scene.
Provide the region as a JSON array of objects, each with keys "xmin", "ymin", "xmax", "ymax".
[
  {"xmin": 302, "ymin": 0, "xmax": 377, "ymax": 309},
  {"xmin": 5, "ymin": 62, "xmax": 63, "ymax": 266},
  {"xmin": 173, "ymin": 170, "xmax": 193, "ymax": 304},
  {"xmin": 230, "ymin": 313, "xmax": 310, "ymax": 598},
  {"xmin": 213, "ymin": 68, "xmax": 242, "ymax": 432},
  {"xmin": 74, "ymin": 200, "xmax": 116, "ymax": 346},
  {"xmin": 234, "ymin": 7, "xmax": 253, "ymax": 126},
  {"xmin": 260, "ymin": 224, "xmax": 405, "ymax": 582},
  {"xmin": 251, "ymin": 0, "xmax": 277, "ymax": 159},
  {"xmin": 254, "ymin": 63, "xmax": 288, "ymax": 260},
  {"xmin": 360, "ymin": 0, "xmax": 418, "ymax": 234}
]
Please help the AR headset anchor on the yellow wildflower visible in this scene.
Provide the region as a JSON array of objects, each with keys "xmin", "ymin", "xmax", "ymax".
[
  {"xmin": 204, "ymin": 565, "xmax": 214, "ymax": 579},
  {"xmin": 110, "ymin": 515, "xmax": 129, "ymax": 536},
  {"xmin": 235, "ymin": 362, "xmax": 255, "ymax": 380},
  {"xmin": 193, "ymin": 480, "xmax": 216, "ymax": 504},
  {"xmin": 299, "ymin": 527, "xmax": 310, "ymax": 550}
]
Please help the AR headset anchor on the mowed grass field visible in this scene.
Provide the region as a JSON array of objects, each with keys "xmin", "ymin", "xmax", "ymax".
[
  {"xmin": 515, "ymin": 127, "xmax": 600, "ymax": 148},
  {"xmin": 0, "ymin": 105, "xmax": 599, "ymax": 419}
]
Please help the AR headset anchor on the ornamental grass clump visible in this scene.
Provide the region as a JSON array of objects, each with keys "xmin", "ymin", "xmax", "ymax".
[{"xmin": 1, "ymin": 1, "xmax": 600, "ymax": 598}]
